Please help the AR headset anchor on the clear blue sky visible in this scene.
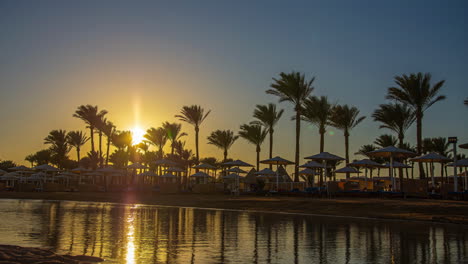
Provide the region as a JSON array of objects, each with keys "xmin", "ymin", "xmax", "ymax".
[{"xmin": 0, "ymin": 0, "xmax": 467, "ymax": 166}]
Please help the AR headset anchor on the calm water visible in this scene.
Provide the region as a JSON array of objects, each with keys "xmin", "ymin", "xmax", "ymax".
[{"xmin": 0, "ymin": 199, "xmax": 466, "ymax": 264}]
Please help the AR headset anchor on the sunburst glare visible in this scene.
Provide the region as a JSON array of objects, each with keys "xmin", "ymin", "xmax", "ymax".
[{"xmin": 131, "ymin": 127, "xmax": 145, "ymax": 145}]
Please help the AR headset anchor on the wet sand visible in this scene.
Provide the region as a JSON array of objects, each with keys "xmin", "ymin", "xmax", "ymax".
[{"xmin": 1, "ymin": 192, "xmax": 467, "ymax": 225}]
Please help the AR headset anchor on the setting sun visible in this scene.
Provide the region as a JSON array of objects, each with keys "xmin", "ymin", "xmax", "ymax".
[{"xmin": 130, "ymin": 127, "xmax": 145, "ymax": 145}]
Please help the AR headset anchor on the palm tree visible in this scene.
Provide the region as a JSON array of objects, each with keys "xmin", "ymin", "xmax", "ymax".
[
  {"xmin": 144, "ymin": 127, "xmax": 168, "ymax": 158},
  {"xmin": 355, "ymin": 144, "xmax": 382, "ymax": 178},
  {"xmin": 464, "ymin": 98, "xmax": 468, "ymax": 106},
  {"xmin": 44, "ymin": 129, "xmax": 71, "ymax": 168},
  {"xmin": 239, "ymin": 124, "xmax": 268, "ymax": 171},
  {"xmin": 175, "ymin": 105, "xmax": 211, "ymax": 162},
  {"xmin": 25, "ymin": 154, "xmax": 36, "ymax": 167},
  {"xmin": 162, "ymin": 122, "xmax": 187, "ymax": 155},
  {"xmin": 94, "ymin": 116, "xmax": 109, "ymax": 166},
  {"xmin": 250, "ymin": 103, "xmax": 284, "ymax": 166},
  {"xmin": 372, "ymin": 103, "xmax": 415, "ymax": 147},
  {"xmin": 207, "ymin": 130, "xmax": 239, "ymax": 162},
  {"xmin": 101, "ymin": 119, "xmax": 115, "ymax": 166},
  {"xmin": 329, "ymin": 104, "xmax": 366, "ymax": 178},
  {"xmin": 386, "ymin": 72, "xmax": 446, "ymax": 178},
  {"xmin": 73, "ymin": 105, "xmax": 107, "ymax": 153},
  {"xmin": 374, "ymin": 134, "xmax": 398, "ymax": 148},
  {"xmin": 301, "ymin": 96, "xmax": 334, "ymax": 152},
  {"xmin": 66, "ymin": 131, "xmax": 89, "ymax": 162},
  {"xmin": 267, "ymin": 71, "xmax": 315, "ymax": 181}
]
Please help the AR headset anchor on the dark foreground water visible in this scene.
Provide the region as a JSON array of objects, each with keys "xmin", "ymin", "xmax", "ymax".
[{"xmin": 0, "ymin": 199, "xmax": 466, "ymax": 264}]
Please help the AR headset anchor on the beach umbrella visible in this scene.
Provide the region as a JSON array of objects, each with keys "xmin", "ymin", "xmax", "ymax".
[
  {"xmin": 222, "ymin": 160, "xmax": 254, "ymax": 167},
  {"xmin": 71, "ymin": 167, "xmax": 92, "ymax": 173},
  {"xmin": 190, "ymin": 171, "xmax": 211, "ymax": 178},
  {"xmin": 367, "ymin": 146, "xmax": 416, "ymax": 191},
  {"xmin": 223, "ymin": 173, "xmax": 243, "ymax": 180},
  {"xmin": 298, "ymin": 168, "xmax": 319, "ymax": 175},
  {"xmin": 299, "ymin": 160, "xmax": 327, "ymax": 168},
  {"xmin": 254, "ymin": 168, "xmax": 276, "ymax": 175},
  {"xmin": 335, "ymin": 166, "xmax": 361, "ymax": 174},
  {"xmin": 383, "ymin": 161, "xmax": 412, "ymax": 168},
  {"xmin": 221, "ymin": 160, "xmax": 253, "ymax": 194},
  {"xmin": 447, "ymin": 159, "xmax": 468, "ymax": 190},
  {"xmin": 349, "ymin": 159, "xmax": 383, "ymax": 183},
  {"xmin": 227, "ymin": 167, "xmax": 247, "ymax": 174},
  {"xmin": 193, "ymin": 163, "xmax": 217, "ymax": 170},
  {"xmin": 0, "ymin": 169, "xmax": 7, "ymax": 175},
  {"xmin": 137, "ymin": 171, "xmax": 158, "ymax": 177},
  {"xmin": 33, "ymin": 164, "xmax": 60, "ymax": 172},
  {"xmin": 459, "ymin": 143, "xmax": 468, "ymax": 149},
  {"xmin": 8, "ymin": 165, "xmax": 31, "ymax": 171},
  {"xmin": 126, "ymin": 162, "xmax": 147, "ymax": 169},
  {"xmin": 260, "ymin": 156, "xmax": 293, "ymax": 191},
  {"xmin": 0, "ymin": 173, "xmax": 20, "ymax": 181},
  {"xmin": 165, "ymin": 167, "xmax": 185, "ymax": 173},
  {"xmin": 410, "ymin": 152, "xmax": 451, "ymax": 189},
  {"xmin": 304, "ymin": 152, "xmax": 344, "ymax": 189}
]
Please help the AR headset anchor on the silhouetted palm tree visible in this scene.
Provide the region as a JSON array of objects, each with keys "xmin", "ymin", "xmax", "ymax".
[
  {"xmin": 330, "ymin": 104, "xmax": 365, "ymax": 178},
  {"xmin": 374, "ymin": 134, "xmax": 398, "ymax": 148},
  {"xmin": 386, "ymin": 72, "xmax": 445, "ymax": 178},
  {"xmin": 162, "ymin": 122, "xmax": 187, "ymax": 155},
  {"xmin": 44, "ymin": 129, "xmax": 71, "ymax": 168},
  {"xmin": 372, "ymin": 103, "xmax": 415, "ymax": 148},
  {"xmin": 175, "ymin": 105, "xmax": 211, "ymax": 162},
  {"xmin": 67, "ymin": 131, "xmax": 89, "ymax": 162},
  {"xmin": 101, "ymin": 119, "xmax": 115, "ymax": 166},
  {"xmin": 239, "ymin": 124, "xmax": 268, "ymax": 171},
  {"xmin": 144, "ymin": 127, "xmax": 168, "ymax": 158},
  {"xmin": 250, "ymin": 103, "xmax": 284, "ymax": 166},
  {"xmin": 301, "ymin": 96, "xmax": 334, "ymax": 152},
  {"xmin": 207, "ymin": 130, "xmax": 238, "ymax": 162},
  {"xmin": 73, "ymin": 105, "xmax": 107, "ymax": 153},
  {"xmin": 267, "ymin": 71, "xmax": 315, "ymax": 181},
  {"xmin": 464, "ymin": 98, "xmax": 468, "ymax": 106}
]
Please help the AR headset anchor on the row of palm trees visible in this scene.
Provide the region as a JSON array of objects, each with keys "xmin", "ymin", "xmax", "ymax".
[{"xmin": 24, "ymin": 71, "xmax": 449, "ymax": 182}]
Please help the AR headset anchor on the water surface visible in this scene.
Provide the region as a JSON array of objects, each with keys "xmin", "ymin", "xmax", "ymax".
[{"xmin": 0, "ymin": 199, "xmax": 466, "ymax": 263}]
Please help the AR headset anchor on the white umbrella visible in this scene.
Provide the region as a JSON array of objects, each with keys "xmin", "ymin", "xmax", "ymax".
[
  {"xmin": 410, "ymin": 152, "xmax": 451, "ymax": 189},
  {"xmin": 227, "ymin": 167, "xmax": 247, "ymax": 174},
  {"xmin": 260, "ymin": 156, "xmax": 293, "ymax": 192},
  {"xmin": 193, "ymin": 163, "xmax": 217, "ymax": 170},
  {"xmin": 0, "ymin": 169, "xmax": 7, "ymax": 175},
  {"xmin": 221, "ymin": 160, "xmax": 253, "ymax": 194},
  {"xmin": 304, "ymin": 152, "xmax": 344, "ymax": 191},
  {"xmin": 349, "ymin": 159, "xmax": 383, "ymax": 184},
  {"xmin": 33, "ymin": 164, "xmax": 60, "ymax": 171},
  {"xmin": 367, "ymin": 146, "xmax": 416, "ymax": 191},
  {"xmin": 8, "ymin": 165, "xmax": 31, "ymax": 171},
  {"xmin": 335, "ymin": 166, "xmax": 361, "ymax": 174}
]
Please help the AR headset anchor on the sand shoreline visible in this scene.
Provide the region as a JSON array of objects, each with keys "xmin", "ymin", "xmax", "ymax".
[{"xmin": 1, "ymin": 192, "xmax": 467, "ymax": 225}]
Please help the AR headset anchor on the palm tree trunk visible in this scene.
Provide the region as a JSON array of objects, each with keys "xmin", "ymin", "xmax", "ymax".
[
  {"xmin": 344, "ymin": 130, "xmax": 349, "ymax": 179},
  {"xmin": 90, "ymin": 127, "xmax": 95, "ymax": 152},
  {"xmin": 105, "ymin": 137, "xmax": 111, "ymax": 166},
  {"xmin": 320, "ymin": 131, "xmax": 324, "ymax": 153},
  {"xmin": 416, "ymin": 111, "xmax": 425, "ymax": 179},
  {"xmin": 269, "ymin": 130, "xmax": 273, "ymax": 169},
  {"xmin": 398, "ymin": 135, "xmax": 404, "ymax": 181},
  {"xmin": 223, "ymin": 149, "xmax": 227, "ymax": 162},
  {"xmin": 99, "ymin": 131, "xmax": 103, "ymax": 167},
  {"xmin": 440, "ymin": 163, "xmax": 444, "ymax": 187},
  {"xmin": 195, "ymin": 126, "xmax": 200, "ymax": 162},
  {"xmin": 77, "ymin": 148, "xmax": 81, "ymax": 163},
  {"xmin": 256, "ymin": 145, "xmax": 260, "ymax": 171},
  {"xmin": 294, "ymin": 110, "xmax": 301, "ymax": 182}
]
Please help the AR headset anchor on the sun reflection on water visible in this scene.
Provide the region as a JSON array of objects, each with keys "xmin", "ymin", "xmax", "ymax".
[{"xmin": 125, "ymin": 205, "xmax": 138, "ymax": 264}]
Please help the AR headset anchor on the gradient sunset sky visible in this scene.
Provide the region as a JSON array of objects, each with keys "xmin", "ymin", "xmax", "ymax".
[{"xmin": 1, "ymin": 0, "xmax": 467, "ymax": 166}]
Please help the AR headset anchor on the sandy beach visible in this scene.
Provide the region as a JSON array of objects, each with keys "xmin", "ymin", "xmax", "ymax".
[{"xmin": 0, "ymin": 192, "xmax": 467, "ymax": 225}]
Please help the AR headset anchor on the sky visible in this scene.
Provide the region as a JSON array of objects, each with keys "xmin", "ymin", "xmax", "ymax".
[{"xmin": 0, "ymin": 0, "xmax": 467, "ymax": 168}]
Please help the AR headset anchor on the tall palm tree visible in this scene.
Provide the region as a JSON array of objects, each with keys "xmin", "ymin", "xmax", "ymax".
[
  {"xmin": 301, "ymin": 96, "xmax": 334, "ymax": 152},
  {"xmin": 238, "ymin": 124, "xmax": 268, "ymax": 171},
  {"xmin": 374, "ymin": 134, "xmax": 398, "ymax": 148},
  {"xmin": 250, "ymin": 103, "xmax": 284, "ymax": 166},
  {"xmin": 144, "ymin": 127, "xmax": 168, "ymax": 158},
  {"xmin": 44, "ymin": 129, "xmax": 71, "ymax": 168},
  {"xmin": 66, "ymin": 131, "xmax": 89, "ymax": 162},
  {"xmin": 330, "ymin": 104, "xmax": 366, "ymax": 178},
  {"xmin": 267, "ymin": 71, "xmax": 315, "ymax": 181},
  {"xmin": 162, "ymin": 122, "xmax": 187, "ymax": 155},
  {"xmin": 372, "ymin": 103, "xmax": 415, "ymax": 147},
  {"xmin": 175, "ymin": 105, "xmax": 211, "ymax": 162},
  {"xmin": 101, "ymin": 119, "xmax": 115, "ymax": 166},
  {"xmin": 73, "ymin": 105, "xmax": 107, "ymax": 153},
  {"xmin": 386, "ymin": 72, "xmax": 446, "ymax": 178},
  {"xmin": 207, "ymin": 129, "xmax": 239, "ymax": 162}
]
